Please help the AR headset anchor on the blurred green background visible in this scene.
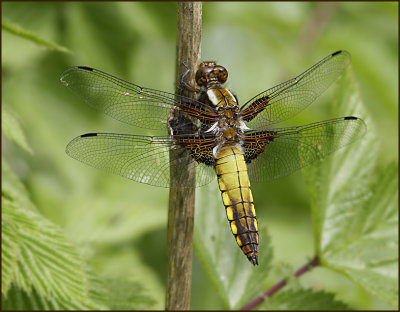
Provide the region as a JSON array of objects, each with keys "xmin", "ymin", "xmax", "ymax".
[{"xmin": 2, "ymin": 2, "xmax": 397, "ymax": 309}]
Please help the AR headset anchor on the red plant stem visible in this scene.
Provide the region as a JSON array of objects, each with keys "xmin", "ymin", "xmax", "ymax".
[{"xmin": 241, "ymin": 255, "xmax": 320, "ymax": 310}]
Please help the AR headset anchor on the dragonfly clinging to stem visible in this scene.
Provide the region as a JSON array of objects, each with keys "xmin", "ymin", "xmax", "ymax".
[{"xmin": 61, "ymin": 50, "xmax": 366, "ymax": 265}]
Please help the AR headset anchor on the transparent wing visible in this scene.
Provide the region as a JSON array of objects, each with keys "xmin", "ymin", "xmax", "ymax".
[
  {"xmin": 66, "ymin": 133, "xmax": 216, "ymax": 188},
  {"xmin": 241, "ymin": 50, "xmax": 351, "ymax": 129},
  {"xmin": 60, "ymin": 66, "xmax": 217, "ymax": 131},
  {"xmin": 245, "ymin": 117, "xmax": 366, "ymax": 182}
]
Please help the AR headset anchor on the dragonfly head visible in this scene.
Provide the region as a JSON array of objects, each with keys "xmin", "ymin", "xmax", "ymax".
[{"xmin": 196, "ymin": 62, "xmax": 228, "ymax": 87}]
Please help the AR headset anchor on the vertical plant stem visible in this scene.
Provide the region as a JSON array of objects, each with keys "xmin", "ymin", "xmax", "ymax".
[{"xmin": 166, "ymin": 2, "xmax": 202, "ymax": 310}]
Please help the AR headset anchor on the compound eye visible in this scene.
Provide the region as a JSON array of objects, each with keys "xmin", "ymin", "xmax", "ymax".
[
  {"xmin": 219, "ymin": 72, "xmax": 227, "ymax": 83},
  {"xmin": 216, "ymin": 66, "xmax": 228, "ymax": 83}
]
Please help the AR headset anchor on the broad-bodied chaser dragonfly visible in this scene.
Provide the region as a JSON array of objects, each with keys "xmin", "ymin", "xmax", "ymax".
[{"xmin": 61, "ymin": 50, "xmax": 366, "ymax": 265}]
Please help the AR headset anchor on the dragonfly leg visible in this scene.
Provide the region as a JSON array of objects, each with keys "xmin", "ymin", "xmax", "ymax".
[{"xmin": 179, "ymin": 61, "xmax": 200, "ymax": 93}]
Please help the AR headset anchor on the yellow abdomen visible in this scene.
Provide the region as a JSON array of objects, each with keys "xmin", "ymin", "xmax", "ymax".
[{"xmin": 215, "ymin": 145, "xmax": 259, "ymax": 265}]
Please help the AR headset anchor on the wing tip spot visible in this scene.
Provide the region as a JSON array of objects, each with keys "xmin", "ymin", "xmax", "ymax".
[
  {"xmin": 77, "ymin": 66, "xmax": 94, "ymax": 71},
  {"xmin": 81, "ymin": 133, "xmax": 98, "ymax": 138}
]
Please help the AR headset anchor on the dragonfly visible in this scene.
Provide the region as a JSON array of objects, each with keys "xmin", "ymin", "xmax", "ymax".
[{"xmin": 61, "ymin": 50, "xmax": 366, "ymax": 265}]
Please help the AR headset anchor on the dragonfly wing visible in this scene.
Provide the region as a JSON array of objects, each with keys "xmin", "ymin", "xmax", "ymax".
[
  {"xmin": 241, "ymin": 50, "xmax": 351, "ymax": 129},
  {"xmin": 245, "ymin": 117, "xmax": 366, "ymax": 182},
  {"xmin": 66, "ymin": 133, "xmax": 216, "ymax": 188},
  {"xmin": 60, "ymin": 66, "xmax": 217, "ymax": 131}
]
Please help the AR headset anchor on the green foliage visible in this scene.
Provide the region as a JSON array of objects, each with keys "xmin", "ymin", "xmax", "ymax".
[
  {"xmin": 2, "ymin": 20, "xmax": 71, "ymax": 54},
  {"xmin": 2, "ymin": 2, "xmax": 397, "ymax": 310},
  {"xmin": 2, "ymin": 286, "xmax": 94, "ymax": 310},
  {"xmin": 304, "ymin": 70, "xmax": 398, "ymax": 307},
  {"xmin": 259, "ymin": 288, "xmax": 351, "ymax": 310},
  {"xmin": 2, "ymin": 171, "xmax": 103, "ymax": 308},
  {"xmin": 318, "ymin": 161, "xmax": 398, "ymax": 307},
  {"xmin": 2, "ymin": 106, "xmax": 33, "ymax": 154},
  {"xmin": 97, "ymin": 277, "xmax": 156, "ymax": 310},
  {"xmin": 2, "ymin": 118, "xmax": 158, "ymax": 310}
]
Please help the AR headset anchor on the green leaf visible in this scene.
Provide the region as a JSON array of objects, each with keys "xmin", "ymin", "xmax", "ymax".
[
  {"xmin": 1, "ymin": 208, "xmax": 21, "ymax": 296},
  {"xmin": 2, "ymin": 285, "xmax": 103, "ymax": 310},
  {"xmin": 2, "ymin": 160, "xmax": 108, "ymax": 309},
  {"xmin": 93, "ymin": 276, "xmax": 157, "ymax": 310},
  {"xmin": 323, "ymin": 163, "xmax": 398, "ymax": 307},
  {"xmin": 305, "ymin": 69, "xmax": 376, "ymax": 254},
  {"xmin": 88, "ymin": 246, "xmax": 165, "ymax": 309},
  {"xmin": 2, "ymin": 106, "xmax": 33, "ymax": 154},
  {"xmin": 2, "ymin": 19, "xmax": 72, "ymax": 54},
  {"xmin": 194, "ymin": 180, "xmax": 273, "ymax": 309},
  {"xmin": 2, "ymin": 197, "xmax": 104, "ymax": 309},
  {"xmin": 2, "ymin": 159, "xmax": 37, "ymax": 213},
  {"xmin": 304, "ymin": 70, "xmax": 398, "ymax": 307},
  {"xmin": 258, "ymin": 288, "xmax": 351, "ymax": 310},
  {"xmin": 3, "ymin": 272, "xmax": 156, "ymax": 310}
]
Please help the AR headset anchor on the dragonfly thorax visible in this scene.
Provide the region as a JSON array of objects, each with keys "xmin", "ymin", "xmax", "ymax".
[{"xmin": 195, "ymin": 62, "xmax": 249, "ymax": 158}]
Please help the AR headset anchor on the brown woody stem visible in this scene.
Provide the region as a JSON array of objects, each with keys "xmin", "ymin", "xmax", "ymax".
[{"xmin": 165, "ymin": 2, "xmax": 202, "ymax": 310}]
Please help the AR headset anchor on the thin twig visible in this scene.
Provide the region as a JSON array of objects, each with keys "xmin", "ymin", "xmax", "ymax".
[
  {"xmin": 165, "ymin": 2, "xmax": 202, "ymax": 310},
  {"xmin": 241, "ymin": 255, "xmax": 320, "ymax": 310}
]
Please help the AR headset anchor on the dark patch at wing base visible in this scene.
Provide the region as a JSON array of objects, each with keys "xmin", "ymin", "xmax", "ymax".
[{"xmin": 246, "ymin": 117, "xmax": 366, "ymax": 182}]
